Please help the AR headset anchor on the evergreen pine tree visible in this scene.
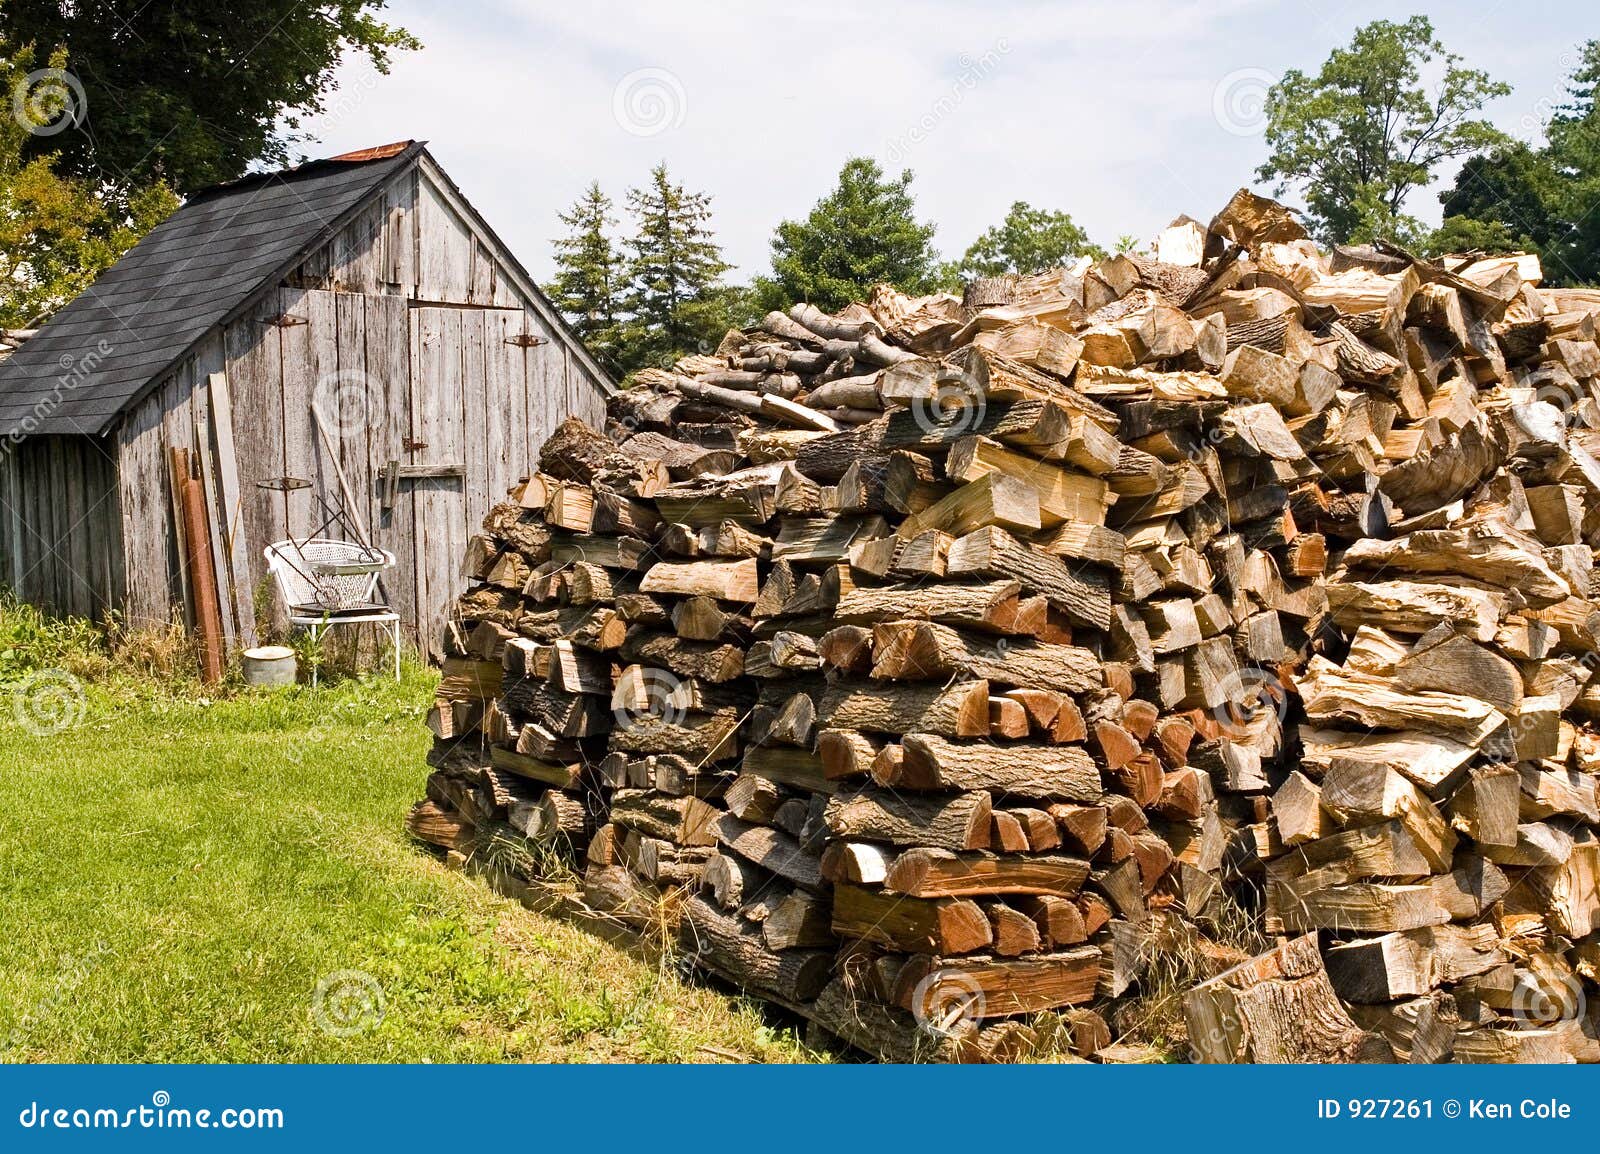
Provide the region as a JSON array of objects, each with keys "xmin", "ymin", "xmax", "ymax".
[
  {"xmin": 546, "ymin": 181, "xmax": 626, "ymax": 375},
  {"xmin": 622, "ymin": 163, "xmax": 731, "ymax": 370}
]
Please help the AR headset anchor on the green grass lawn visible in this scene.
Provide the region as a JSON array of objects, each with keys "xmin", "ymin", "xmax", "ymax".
[{"xmin": 0, "ymin": 639, "xmax": 817, "ymax": 1063}]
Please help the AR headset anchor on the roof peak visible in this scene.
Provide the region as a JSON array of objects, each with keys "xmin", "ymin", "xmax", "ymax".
[{"xmin": 190, "ymin": 140, "xmax": 426, "ymax": 202}]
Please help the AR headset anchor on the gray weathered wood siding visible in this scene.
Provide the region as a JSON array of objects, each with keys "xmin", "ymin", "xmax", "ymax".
[
  {"xmin": 0, "ymin": 434, "xmax": 122, "ymax": 621},
  {"xmin": 99, "ymin": 162, "xmax": 608, "ymax": 650}
]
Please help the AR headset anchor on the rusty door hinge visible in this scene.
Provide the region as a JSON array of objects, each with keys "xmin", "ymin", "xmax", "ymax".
[
  {"xmin": 262, "ymin": 313, "xmax": 308, "ymax": 327},
  {"xmin": 505, "ymin": 334, "xmax": 548, "ymax": 348}
]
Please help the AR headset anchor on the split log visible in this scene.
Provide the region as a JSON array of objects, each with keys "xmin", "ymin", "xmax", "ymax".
[
  {"xmin": 884, "ymin": 848, "xmax": 1090, "ymax": 898},
  {"xmin": 680, "ymin": 896, "xmax": 832, "ymax": 1002},
  {"xmin": 1185, "ymin": 934, "xmax": 1368, "ymax": 1063},
  {"xmin": 832, "ymin": 883, "xmax": 994, "ymax": 954},
  {"xmin": 817, "ymin": 680, "xmax": 990, "ymax": 739},
  {"xmin": 887, "ymin": 732, "xmax": 1102, "ymax": 801},
  {"xmin": 870, "ymin": 620, "xmax": 1101, "ymax": 693},
  {"xmin": 824, "ymin": 788, "xmax": 992, "ymax": 851}
]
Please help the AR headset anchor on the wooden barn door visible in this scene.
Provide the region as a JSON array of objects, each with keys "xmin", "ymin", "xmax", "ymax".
[
  {"xmin": 407, "ymin": 306, "xmax": 468, "ymax": 657},
  {"xmin": 405, "ymin": 304, "xmax": 550, "ymax": 655}
]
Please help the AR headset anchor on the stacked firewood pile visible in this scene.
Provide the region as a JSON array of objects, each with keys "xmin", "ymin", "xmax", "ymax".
[{"xmin": 409, "ymin": 187, "xmax": 1600, "ymax": 1063}]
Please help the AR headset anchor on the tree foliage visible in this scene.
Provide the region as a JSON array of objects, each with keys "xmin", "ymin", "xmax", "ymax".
[
  {"xmin": 1433, "ymin": 41, "xmax": 1600, "ymax": 285},
  {"xmin": 0, "ymin": 42, "xmax": 177, "ymax": 328},
  {"xmin": 621, "ymin": 163, "xmax": 733, "ymax": 370},
  {"xmin": 545, "ymin": 182, "xmax": 626, "ymax": 376},
  {"xmin": 760, "ymin": 158, "xmax": 940, "ymax": 313},
  {"xmin": 0, "ymin": 0, "xmax": 418, "ymax": 195},
  {"xmin": 958, "ymin": 201, "xmax": 1103, "ymax": 277},
  {"xmin": 1258, "ymin": 16, "xmax": 1509, "ymax": 244},
  {"xmin": 545, "ymin": 166, "xmax": 746, "ymax": 379}
]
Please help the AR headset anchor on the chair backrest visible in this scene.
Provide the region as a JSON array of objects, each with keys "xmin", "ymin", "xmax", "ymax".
[
  {"xmin": 263, "ymin": 540, "xmax": 321, "ymax": 608},
  {"xmin": 264, "ymin": 539, "xmax": 391, "ymax": 610}
]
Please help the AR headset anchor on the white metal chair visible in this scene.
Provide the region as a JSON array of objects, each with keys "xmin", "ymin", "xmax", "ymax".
[{"xmin": 263, "ymin": 538, "xmax": 401, "ymax": 686}]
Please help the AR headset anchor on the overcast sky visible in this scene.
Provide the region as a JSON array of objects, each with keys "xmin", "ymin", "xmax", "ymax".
[{"xmin": 301, "ymin": 0, "xmax": 1591, "ymax": 280}]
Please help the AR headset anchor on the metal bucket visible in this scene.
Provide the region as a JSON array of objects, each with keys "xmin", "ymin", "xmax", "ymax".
[{"xmin": 242, "ymin": 645, "xmax": 298, "ymax": 688}]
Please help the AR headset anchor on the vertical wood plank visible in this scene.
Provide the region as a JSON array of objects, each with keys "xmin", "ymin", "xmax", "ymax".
[
  {"xmin": 278, "ymin": 287, "xmax": 325, "ymax": 541},
  {"xmin": 114, "ymin": 394, "xmax": 170, "ymax": 628},
  {"xmin": 486, "ymin": 309, "xmax": 522, "ymax": 495},
  {"xmin": 207, "ymin": 371, "xmax": 255, "ymax": 647},
  {"xmin": 93, "ymin": 438, "xmax": 123, "ymax": 620},
  {"xmin": 409, "ymin": 306, "xmax": 467, "ymax": 657},
  {"xmin": 390, "ymin": 169, "xmax": 418, "ymax": 293},
  {"xmin": 530, "ymin": 309, "xmax": 566, "ymax": 453},
  {"xmin": 408, "ymin": 306, "xmax": 435, "ymax": 652},
  {"xmin": 462, "ymin": 309, "xmax": 490, "ymax": 528},
  {"xmin": 415, "ymin": 177, "xmax": 474, "ymax": 303},
  {"xmin": 335, "ymin": 290, "xmax": 373, "ymax": 542},
  {"xmin": 366, "ymin": 293, "xmax": 416, "ymax": 642},
  {"xmin": 1, "ymin": 436, "xmax": 19, "ymax": 594},
  {"xmin": 222, "ymin": 297, "xmax": 286, "ymax": 635},
  {"xmin": 187, "ymin": 335, "xmax": 236, "ymax": 651}
]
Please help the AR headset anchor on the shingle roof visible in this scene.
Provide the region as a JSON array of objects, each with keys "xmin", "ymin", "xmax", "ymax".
[{"xmin": 0, "ymin": 142, "xmax": 425, "ymax": 437}]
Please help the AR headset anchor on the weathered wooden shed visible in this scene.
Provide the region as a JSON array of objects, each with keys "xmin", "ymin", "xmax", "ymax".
[{"xmin": 0, "ymin": 140, "xmax": 612, "ymax": 652}]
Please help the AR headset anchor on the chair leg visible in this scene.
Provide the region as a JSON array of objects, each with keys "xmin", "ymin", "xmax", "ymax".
[
  {"xmin": 309, "ymin": 624, "xmax": 321, "ymax": 688},
  {"xmin": 392, "ymin": 622, "xmax": 401, "ymax": 682}
]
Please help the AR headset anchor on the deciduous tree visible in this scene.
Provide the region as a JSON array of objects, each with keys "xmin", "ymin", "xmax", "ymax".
[
  {"xmin": 1258, "ymin": 16, "xmax": 1509, "ymax": 244},
  {"xmin": 959, "ymin": 201, "xmax": 1103, "ymax": 277},
  {"xmin": 0, "ymin": 42, "xmax": 177, "ymax": 328},
  {"xmin": 1432, "ymin": 41, "xmax": 1600, "ymax": 285},
  {"xmin": 0, "ymin": 0, "xmax": 418, "ymax": 194}
]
